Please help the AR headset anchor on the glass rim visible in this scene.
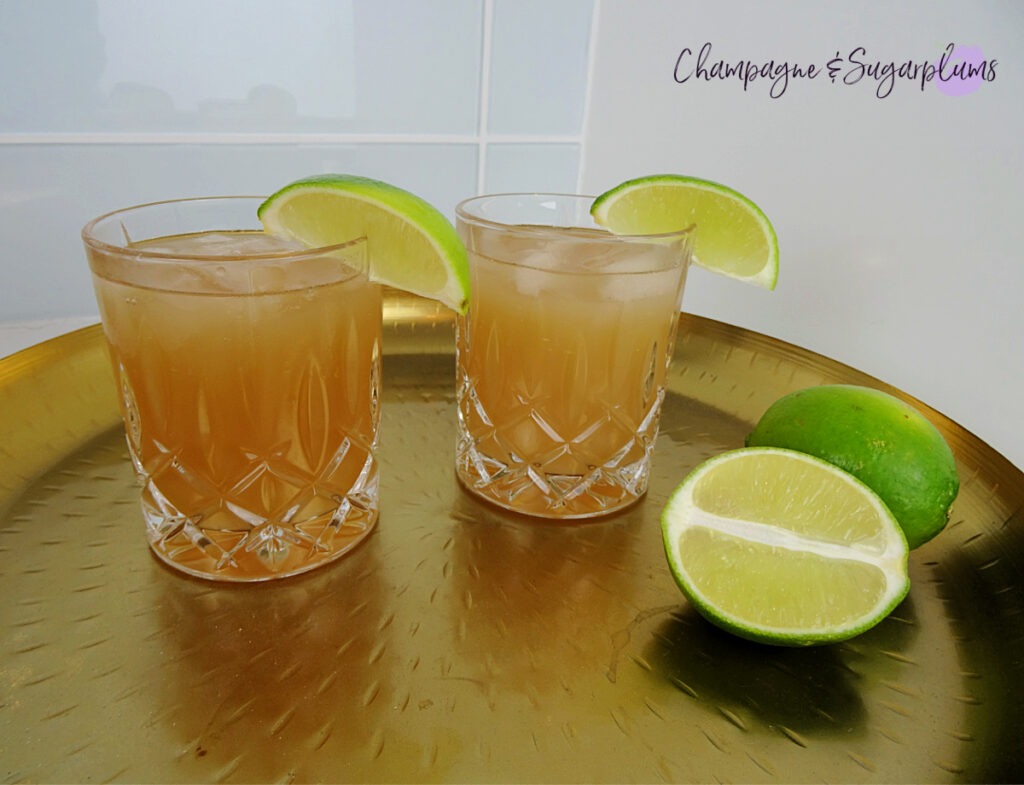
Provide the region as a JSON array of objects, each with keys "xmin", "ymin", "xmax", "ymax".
[
  {"xmin": 81, "ymin": 195, "xmax": 367, "ymax": 262},
  {"xmin": 455, "ymin": 192, "xmax": 696, "ymax": 241}
]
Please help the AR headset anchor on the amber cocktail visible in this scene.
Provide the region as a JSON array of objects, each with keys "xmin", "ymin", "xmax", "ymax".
[
  {"xmin": 83, "ymin": 197, "xmax": 381, "ymax": 581},
  {"xmin": 455, "ymin": 194, "xmax": 693, "ymax": 518}
]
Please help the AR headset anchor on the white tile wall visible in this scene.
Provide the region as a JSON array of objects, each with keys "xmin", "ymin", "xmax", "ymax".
[
  {"xmin": 487, "ymin": 0, "xmax": 593, "ymax": 135},
  {"xmin": 484, "ymin": 143, "xmax": 582, "ymax": 194},
  {"xmin": 1, "ymin": 0, "xmax": 484, "ymax": 134},
  {"xmin": 0, "ymin": 0, "xmax": 597, "ymax": 331}
]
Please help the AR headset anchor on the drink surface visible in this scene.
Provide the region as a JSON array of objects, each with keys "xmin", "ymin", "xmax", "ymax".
[
  {"xmin": 90, "ymin": 230, "xmax": 382, "ymax": 580},
  {"xmin": 456, "ymin": 225, "xmax": 688, "ymax": 518},
  {"xmin": 134, "ymin": 229, "xmax": 307, "ymax": 256}
]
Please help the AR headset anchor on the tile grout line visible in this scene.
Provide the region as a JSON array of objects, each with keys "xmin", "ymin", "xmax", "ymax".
[
  {"xmin": 476, "ymin": 0, "xmax": 495, "ymax": 195},
  {"xmin": 0, "ymin": 132, "xmax": 581, "ymax": 146},
  {"xmin": 578, "ymin": 0, "xmax": 602, "ymax": 193}
]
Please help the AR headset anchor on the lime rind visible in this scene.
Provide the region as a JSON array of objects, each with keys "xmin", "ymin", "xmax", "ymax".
[
  {"xmin": 661, "ymin": 447, "xmax": 910, "ymax": 647},
  {"xmin": 745, "ymin": 384, "xmax": 960, "ymax": 549},
  {"xmin": 259, "ymin": 174, "xmax": 470, "ymax": 313},
  {"xmin": 591, "ymin": 174, "xmax": 779, "ymax": 290}
]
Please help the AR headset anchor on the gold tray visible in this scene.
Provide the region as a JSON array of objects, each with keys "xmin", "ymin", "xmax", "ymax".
[{"xmin": 2, "ymin": 292, "xmax": 1022, "ymax": 783}]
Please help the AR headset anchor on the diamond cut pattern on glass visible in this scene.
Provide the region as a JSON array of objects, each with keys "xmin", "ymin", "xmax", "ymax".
[
  {"xmin": 137, "ymin": 433, "xmax": 378, "ymax": 579},
  {"xmin": 456, "ymin": 370, "xmax": 665, "ymax": 518}
]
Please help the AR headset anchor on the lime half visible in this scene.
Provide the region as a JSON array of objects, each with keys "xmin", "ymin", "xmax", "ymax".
[
  {"xmin": 259, "ymin": 174, "xmax": 470, "ymax": 313},
  {"xmin": 662, "ymin": 447, "xmax": 909, "ymax": 646},
  {"xmin": 591, "ymin": 174, "xmax": 779, "ymax": 289}
]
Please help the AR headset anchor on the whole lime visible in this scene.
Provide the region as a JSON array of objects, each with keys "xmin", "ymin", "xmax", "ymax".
[{"xmin": 745, "ymin": 385, "xmax": 959, "ymax": 549}]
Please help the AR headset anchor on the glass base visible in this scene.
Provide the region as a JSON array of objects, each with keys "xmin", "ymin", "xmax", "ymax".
[
  {"xmin": 454, "ymin": 439, "xmax": 650, "ymax": 520},
  {"xmin": 140, "ymin": 456, "xmax": 380, "ymax": 582},
  {"xmin": 146, "ymin": 505, "xmax": 378, "ymax": 582},
  {"xmin": 146, "ymin": 517, "xmax": 377, "ymax": 582}
]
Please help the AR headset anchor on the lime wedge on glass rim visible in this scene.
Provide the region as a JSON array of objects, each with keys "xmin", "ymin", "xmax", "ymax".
[
  {"xmin": 661, "ymin": 447, "xmax": 909, "ymax": 646},
  {"xmin": 591, "ymin": 174, "xmax": 779, "ymax": 290},
  {"xmin": 258, "ymin": 174, "xmax": 470, "ymax": 313}
]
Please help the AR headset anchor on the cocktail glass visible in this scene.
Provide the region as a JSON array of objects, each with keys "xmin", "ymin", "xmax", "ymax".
[
  {"xmin": 82, "ymin": 196, "xmax": 381, "ymax": 581},
  {"xmin": 454, "ymin": 193, "xmax": 693, "ymax": 519}
]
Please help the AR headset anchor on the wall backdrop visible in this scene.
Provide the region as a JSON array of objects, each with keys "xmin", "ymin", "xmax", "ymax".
[
  {"xmin": 0, "ymin": 0, "xmax": 1020, "ymax": 469},
  {"xmin": 582, "ymin": 0, "xmax": 1022, "ymax": 469}
]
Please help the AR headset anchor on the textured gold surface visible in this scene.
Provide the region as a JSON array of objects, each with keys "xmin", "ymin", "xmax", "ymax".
[{"xmin": 2, "ymin": 290, "xmax": 1022, "ymax": 783}]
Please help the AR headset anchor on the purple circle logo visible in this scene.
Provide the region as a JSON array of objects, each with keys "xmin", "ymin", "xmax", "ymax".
[{"xmin": 936, "ymin": 45, "xmax": 987, "ymax": 96}]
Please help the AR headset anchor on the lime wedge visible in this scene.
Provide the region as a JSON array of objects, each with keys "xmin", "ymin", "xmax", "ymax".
[
  {"xmin": 591, "ymin": 174, "xmax": 779, "ymax": 289},
  {"xmin": 662, "ymin": 447, "xmax": 909, "ymax": 646},
  {"xmin": 258, "ymin": 174, "xmax": 470, "ymax": 313}
]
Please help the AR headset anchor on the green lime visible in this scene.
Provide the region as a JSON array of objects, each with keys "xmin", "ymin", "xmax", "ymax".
[
  {"xmin": 258, "ymin": 174, "xmax": 470, "ymax": 313},
  {"xmin": 662, "ymin": 447, "xmax": 910, "ymax": 646},
  {"xmin": 745, "ymin": 385, "xmax": 960, "ymax": 549},
  {"xmin": 590, "ymin": 174, "xmax": 779, "ymax": 289}
]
